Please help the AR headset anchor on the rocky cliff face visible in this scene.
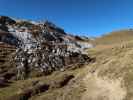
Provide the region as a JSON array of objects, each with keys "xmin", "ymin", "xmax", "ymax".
[{"xmin": 0, "ymin": 16, "xmax": 92, "ymax": 79}]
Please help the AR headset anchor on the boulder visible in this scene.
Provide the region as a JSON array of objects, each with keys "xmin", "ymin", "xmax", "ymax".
[{"xmin": 0, "ymin": 77, "xmax": 8, "ymax": 87}]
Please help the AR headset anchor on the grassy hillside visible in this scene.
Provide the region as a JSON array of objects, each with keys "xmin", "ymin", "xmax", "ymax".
[
  {"xmin": 93, "ymin": 29, "xmax": 133, "ymax": 45},
  {"xmin": 1, "ymin": 29, "xmax": 133, "ymax": 100},
  {"xmin": 82, "ymin": 30, "xmax": 133, "ymax": 100}
]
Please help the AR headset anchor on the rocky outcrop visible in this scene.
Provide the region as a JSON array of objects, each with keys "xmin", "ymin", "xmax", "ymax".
[
  {"xmin": 0, "ymin": 16, "xmax": 93, "ymax": 80},
  {"xmin": 14, "ymin": 41, "xmax": 91, "ymax": 79},
  {"xmin": 0, "ymin": 32, "xmax": 19, "ymax": 46},
  {"xmin": 0, "ymin": 16, "xmax": 16, "ymax": 25}
]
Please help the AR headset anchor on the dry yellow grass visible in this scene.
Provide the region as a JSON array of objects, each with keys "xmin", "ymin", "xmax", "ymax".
[
  {"xmin": 82, "ymin": 72, "xmax": 126, "ymax": 100},
  {"xmin": 81, "ymin": 38, "xmax": 133, "ymax": 100},
  {"xmin": 93, "ymin": 29, "xmax": 133, "ymax": 45}
]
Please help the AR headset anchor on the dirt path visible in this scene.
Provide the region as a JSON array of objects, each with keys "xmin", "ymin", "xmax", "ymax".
[{"xmin": 82, "ymin": 72, "xmax": 127, "ymax": 100}]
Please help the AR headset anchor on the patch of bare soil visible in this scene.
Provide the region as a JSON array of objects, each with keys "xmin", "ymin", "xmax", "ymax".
[{"xmin": 82, "ymin": 72, "xmax": 127, "ymax": 100}]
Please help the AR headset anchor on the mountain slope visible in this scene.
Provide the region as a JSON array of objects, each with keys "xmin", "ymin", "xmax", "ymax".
[
  {"xmin": 1, "ymin": 16, "xmax": 133, "ymax": 100},
  {"xmin": 82, "ymin": 31, "xmax": 133, "ymax": 100},
  {"xmin": 0, "ymin": 16, "xmax": 93, "ymax": 100},
  {"xmin": 94, "ymin": 29, "xmax": 133, "ymax": 45},
  {"xmin": 0, "ymin": 16, "xmax": 93, "ymax": 80}
]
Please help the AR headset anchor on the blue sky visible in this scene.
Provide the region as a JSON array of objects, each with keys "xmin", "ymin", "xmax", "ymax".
[{"xmin": 0, "ymin": 0, "xmax": 133, "ymax": 37}]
